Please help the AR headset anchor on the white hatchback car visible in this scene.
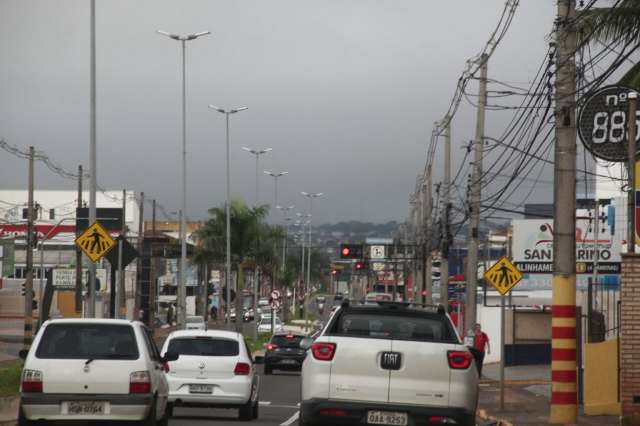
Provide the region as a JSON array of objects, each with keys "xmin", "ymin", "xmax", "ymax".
[
  {"xmin": 160, "ymin": 330, "xmax": 260, "ymax": 420},
  {"xmin": 258, "ymin": 317, "xmax": 284, "ymax": 333},
  {"xmin": 18, "ymin": 318, "xmax": 177, "ymax": 426},
  {"xmin": 185, "ymin": 316, "xmax": 206, "ymax": 330}
]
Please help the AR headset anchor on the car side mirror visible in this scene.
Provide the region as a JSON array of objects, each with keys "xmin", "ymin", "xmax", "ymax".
[
  {"xmin": 253, "ymin": 356, "xmax": 265, "ymax": 364},
  {"xmin": 162, "ymin": 351, "xmax": 179, "ymax": 363},
  {"xmin": 300, "ymin": 338, "xmax": 313, "ymax": 350},
  {"xmin": 18, "ymin": 349, "xmax": 29, "ymax": 360}
]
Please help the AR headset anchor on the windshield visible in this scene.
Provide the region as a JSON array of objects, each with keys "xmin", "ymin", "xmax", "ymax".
[
  {"xmin": 330, "ymin": 312, "xmax": 457, "ymax": 343},
  {"xmin": 36, "ymin": 323, "xmax": 139, "ymax": 360},
  {"xmin": 271, "ymin": 335, "xmax": 304, "ymax": 347},
  {"xmin": 167, "ymin": 337, "xmax": 239, "ymax": 356}
]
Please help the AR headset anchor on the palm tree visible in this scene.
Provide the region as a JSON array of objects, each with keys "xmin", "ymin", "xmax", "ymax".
[{"xmin": 579, "ymin": 0, "xmax": 640, "ymax": 88}]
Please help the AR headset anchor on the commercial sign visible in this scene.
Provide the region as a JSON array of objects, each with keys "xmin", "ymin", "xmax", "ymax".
[
  {"xmin": 52, "ymin": 268, "xmax": 108, "ymax": 291},
  {"xmin": 512, "ymin": 218, "xmax": 622, "ymax": 289},
  {"xmin": 0, "ymin": 224, "xmax": 75, "ymax": 241},
  {"xmin": 578, "ymin": 85, "xmax": 639, "ymax": 162}
]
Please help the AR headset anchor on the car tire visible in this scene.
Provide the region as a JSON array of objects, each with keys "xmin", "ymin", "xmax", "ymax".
[
  {"xmin": 140, "ymin": 397, "xmax": 158, "ymax": 426},
  {"xmin": 166, "ymin": 402, "xmax": 174, "ymax": 418},
  {"xmin": 251, "ymin": 398, "xmax": 259, "ymax": 419},
  {"xmin": 18, "ymin": 407, "xmax": 37, "ymax": 426},
  {"xmin": 264, "ymin": 365, "xmax": 273, "ymax": 375},
  {"xmin": 238, "ymin": 399, "xmax": 253, "ymax": 421}
]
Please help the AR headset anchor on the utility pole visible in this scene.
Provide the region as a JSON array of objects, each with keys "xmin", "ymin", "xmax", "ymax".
[
  {"xmin": 550, "ymin": 1, "xmax": 578, "ymax": 423},
  {"xmin": 441, "ymin": 120, "xmax": 451, "ymax": 307},
  {"xmin": 465, "ymin": 54, "xmax": 488, "ymax": 335},
  {"xmin": 135, "ymin": 192, "xmax": 143, "ymax": 320},
  {"xmin": 117, "ymin": 190, "xmax": 127, "ymax": 318},
  {"xmin": 24, "ymin": 146, "xmax": 35, "ymax": 348},
  {"xmin": 628, "ymin": 92, "xmax": 638, "ymax": 253},
  {"xmin": 424, "ymin": 165, "xmax": 433, "ymax": 305},
  {"xmin": 75, "ymin": 165, "xmax": 83, "ymax": 313},
  {"xmin": 149, "ymin": 200, "xmax": 157, "ymax": 332}
]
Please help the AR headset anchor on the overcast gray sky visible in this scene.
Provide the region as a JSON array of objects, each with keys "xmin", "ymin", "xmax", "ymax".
[{"xmin": 0, "ymin": 1, "xmax": 560, "ymax": 224}]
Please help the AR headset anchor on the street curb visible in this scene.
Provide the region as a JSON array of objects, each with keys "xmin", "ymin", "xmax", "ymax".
[
  {"xmin": 0, "ymin": 396, "xmax": 18, "ymax": 426},
  {"xmin": 477, "ymin": 408, "xmax": 513, "ymax": 426}
]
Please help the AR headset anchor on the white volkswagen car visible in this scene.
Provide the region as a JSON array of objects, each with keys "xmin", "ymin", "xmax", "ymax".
[
  {"xmin": 300, "ymin": 301, "xmax": 478, "ymax": 426},
  {"xmin": 18, "ymin": 318, "xmax": 177, "ymax": 425},
  {"xmin": 160, "ymin": 330, "xmax": 260, "ymax": 420}
]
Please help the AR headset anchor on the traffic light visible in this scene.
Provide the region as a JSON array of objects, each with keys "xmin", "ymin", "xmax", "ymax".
[
  {"xmin": 355, "ymin": 261, "xmax": 365, "ymax": 270},
  {"xmin": 331, "ymin": 269, "xmax": 338, "ymax": 276},
  {"xmin": 340, "ymin": 244, "xmax": 363, "ymax": 259},
  {"xmin": 21, "ymin": 282, "xmax": 26, "ymax": 296}
]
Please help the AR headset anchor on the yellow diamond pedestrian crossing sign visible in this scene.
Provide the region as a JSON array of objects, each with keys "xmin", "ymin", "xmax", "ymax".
[
  {"xmin": 75, "ymin": 221, "xmax": 116, "ymax": 263},
  {"xmin": 484, "ymin": 256, "xmax": 523, "ymax": 296}
]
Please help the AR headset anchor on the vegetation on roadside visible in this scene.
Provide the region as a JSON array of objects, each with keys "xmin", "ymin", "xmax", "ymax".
[
  {"xmin": 0, "ymin": 361, "xmax": 22, "ymax": 397},
  {"xmin": 245, "ymin": 333, "xmax": 273, "ymax": 354}
]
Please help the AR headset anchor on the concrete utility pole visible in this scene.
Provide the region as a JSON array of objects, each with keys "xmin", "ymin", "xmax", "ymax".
[
  {"xmin": 75, "ymin": 165, "xmax": 83, "ymax": 313},
  {"xmin": 628, "ymin": 92, "xmax": 638, "ymax": 253},
  {"xmin": 116, "ymin": 189, "xmax": 126, "ymax": 318},
  {"xmin": 424, "ymin": 165, "xmax": 433, "ymax": 305},
  {"xmin": 24, "ymin": 146, "xmax": 35, "ymax": 348},
  {"xmin": 441, "ymin": 121, "xmax": 451, "ymax": 306},
  {"xmin": 465, "ymin": 54, "xmax": 488, "ymax": 335},
  {"xmin": 135, "ymin": 192, "xmax": 143, "ymax": 319},
  {"xmin": 550, "ymin": 1, "xmax": 578, "ymax": 423},
  {"xmin": 88, "ymin": 0, "xmax": 97, "ymax": 318},
  {"xmin": 149, "ymin": 200, "xmax": 157, "ymax": 332}
]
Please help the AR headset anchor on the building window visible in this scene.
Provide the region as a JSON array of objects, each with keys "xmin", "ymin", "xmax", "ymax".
[{"xmin": 49, "ymin": 209, "xmax": 55, "ymax": 220}]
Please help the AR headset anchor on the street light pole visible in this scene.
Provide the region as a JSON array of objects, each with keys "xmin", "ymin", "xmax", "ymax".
[
  {"xmin": 264, "ymin": 171, "xmax": 289, "ymax": 212},
  {"xmin": 209, "ymin": 106, "xmax": 248, "ymax": 327},
  {"xmin": 301, "ymin": 192, "xmax": 323, "ymax": 331},
  {"xmin": 158, "ymin": 29, "xmax": 210, "ymax": 329}
]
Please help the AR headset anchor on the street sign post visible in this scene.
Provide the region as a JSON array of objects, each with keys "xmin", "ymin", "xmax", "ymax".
[
  {"xmin": 370, "ymin": 245, "xmax": 386, "ymax": 259},
  {"xmin": 75, "ymin": 221, "xmax": 116, "ymax": 263},
  {"xmin": 483, "ymin": 256, "xmax": 523, "ymax": 411}
]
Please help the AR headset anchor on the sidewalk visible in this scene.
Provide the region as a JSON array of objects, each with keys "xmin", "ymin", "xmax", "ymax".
[{"xmin": 478, "ymin": 363, "xmax": 617, "ymax": 425}]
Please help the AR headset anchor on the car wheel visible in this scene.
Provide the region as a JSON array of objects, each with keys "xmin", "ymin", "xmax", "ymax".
[
  {"xmin": 140, "ymin": 397, "xmax": 158, "ymax": 426},
  {"xmin": 238, "ymin": 399, "xmax": 253, "ymax": 421},
  {"xmin": 18, "ymin": 407, "xmax": 36, "ymax": 426},
  {"xmin": 166, "ymin": 402, "xmax": 174, "ymax": 418},
  {"xmin": 251, "ymin": 398, "xmax": 259, "ymax": 419},
  {"xmin": 264, "ymin": 365, "xmax": 272, "ymax": 375}
]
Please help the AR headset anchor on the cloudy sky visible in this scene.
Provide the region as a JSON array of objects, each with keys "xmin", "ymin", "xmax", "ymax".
[{"xmin": 0, "ymin": 1, "xmax": 566, "ymax": 224}]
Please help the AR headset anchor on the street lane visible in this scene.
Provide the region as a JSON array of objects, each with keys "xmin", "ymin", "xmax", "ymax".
[{"xmin": 169, "ymin": 365, "xmax": 301, "ymax": 426}]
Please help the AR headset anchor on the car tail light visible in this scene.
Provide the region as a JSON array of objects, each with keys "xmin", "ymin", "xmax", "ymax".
[
  {"xmin": 319, "ymin": 408, "xmax": 348, "ymax": 417},
  {"xmin": 311, "ymin": 342, "xmax": 336, "ymax": 361},
  {"xmin": 234, "ymin": 362, "xmax": 251, "ymax": 375},
  {"xmin": 265, "ymin": 343, "xmax": 277, "ymax": 352},
  {"xmin": 447, "ymin": 350, "xmax": 473, "ymax": 370},
  {"xmin": 129, "ymin": 370, "xmax": 151, "ymax": 394},
  {"xmin": 21, "ymin": 369, "xmax": 43, "ymax": 393}
]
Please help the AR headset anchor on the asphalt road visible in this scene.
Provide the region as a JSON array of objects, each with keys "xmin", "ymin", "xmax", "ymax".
[{"xmin": 169, "ymin": 365, "xmax": 301, "ymax": 426}]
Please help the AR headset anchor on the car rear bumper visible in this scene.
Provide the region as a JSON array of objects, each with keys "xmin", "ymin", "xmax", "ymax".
[
  {"xmin": 265, "ymin": 354, "xmax": 305, "ymax": 369},
  {"xmin": 167, "ymin": 376, "xmax": 252, "ymax": 406},
  {"xmin": 300, "ymin": 398, "xmax": 476, "ymax": 426},
  {"xmin": 20, "ymin": 393, "xmax": 153, "ymax": 421}
]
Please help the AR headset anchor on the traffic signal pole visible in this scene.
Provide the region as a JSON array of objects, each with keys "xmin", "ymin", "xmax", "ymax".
[{"xmin": 550, "ymin": 1, "xmax": 578, "ymax": 422}]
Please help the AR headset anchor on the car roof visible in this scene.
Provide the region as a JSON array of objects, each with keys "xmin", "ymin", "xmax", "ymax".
[
  {"xmin": 338, "ymin": 303, "xmax": 447, "ymax": 317},
  {"xmin": 167, "ymin": 329, "xmax": 241, "ymax": 340},
  {"xmin": 43, "ymin": 318, "xmax": 140, "ymax": 326}
]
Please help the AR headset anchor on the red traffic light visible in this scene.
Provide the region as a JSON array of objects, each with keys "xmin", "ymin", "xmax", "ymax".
[
  {"xmin": 331, "ymin": 269, "xmax": 338, "ymax": 275},
  {"xmin": 341, "ymin": 247, "xmax": 351, "ymax": 257},
  {"xmin": 355, "ymin": 261, "xmax": 364, "ymax": 270}
]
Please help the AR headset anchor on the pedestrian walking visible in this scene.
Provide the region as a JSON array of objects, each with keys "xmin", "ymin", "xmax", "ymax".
[{"xmin": 473, "ymin": 323, "xmax": 490, "ymax": 376}]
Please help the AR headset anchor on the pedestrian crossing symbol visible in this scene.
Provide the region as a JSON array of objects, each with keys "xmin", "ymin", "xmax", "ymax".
[
  {"xmin": 75, "ymin": 221, "xmax": 116, "ymax": 263},
  {"xmin": 484, "ymin": 256, "xmax": 523, "ymax": 296}
]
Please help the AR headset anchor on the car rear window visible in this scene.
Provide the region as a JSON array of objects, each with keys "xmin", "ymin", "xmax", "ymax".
[
  {"xmin": 271, "ymin": 335, "xmax": 304, "ymax": 347},
  {"xmin": 186, "ymin": 317, "xmax": 204, "ymax": 324},
  {"xmin": 168, "ymin": 337, "xmax": 239, "ymax": 356},
  {"xmin": 36, "ymin": 323, "xmax": 139, "ymax": 360},
  {"xmin": 329, "ymin": 312, "xmax": 457, "ymax": 343}
]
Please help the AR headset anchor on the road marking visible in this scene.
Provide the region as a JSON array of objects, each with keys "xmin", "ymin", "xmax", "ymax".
[{"xmin": 280, "ymin": 411, "xmax": 299, "ymax": 426}]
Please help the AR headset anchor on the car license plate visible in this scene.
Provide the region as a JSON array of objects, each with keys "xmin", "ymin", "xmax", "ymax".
[
  {"xmin": 189, "ymin": 384, "xmax": 213, "ymax": 394},
  {"xmin": 66, "ymin": 401, "xmax": 105, "ymax": 415},
  {"xmin": 281, "ymin": 359, "xmax": 297, "ymax": 364},
  {"xmin": 367, "ymin": 411, "xmax": 408, "ymax": 426}
]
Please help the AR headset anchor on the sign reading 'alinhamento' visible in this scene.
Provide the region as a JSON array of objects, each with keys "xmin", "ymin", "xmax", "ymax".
[{"xmin": 512, "ymin": 219, "xmax": 622, "ymax": 274}]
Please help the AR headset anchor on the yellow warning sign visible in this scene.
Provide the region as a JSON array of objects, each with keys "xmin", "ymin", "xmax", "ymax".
[
  {"xmin": 484, "ymin": 256, "xmax": 523, "ymax": 296},
  {"xmin": 75, "ymin": 221, "xmax": 116, "ymax": 263}
]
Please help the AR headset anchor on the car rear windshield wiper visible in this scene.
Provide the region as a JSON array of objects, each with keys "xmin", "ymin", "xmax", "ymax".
[{"xmin": 85, "ymin": 353, "xmax": 134, "ymax": 365}]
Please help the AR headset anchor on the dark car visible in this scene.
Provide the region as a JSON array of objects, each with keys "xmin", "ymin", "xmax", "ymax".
[{"xmin": 263, "ymin": 332, "xmax": 308, "ymax": 375}]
